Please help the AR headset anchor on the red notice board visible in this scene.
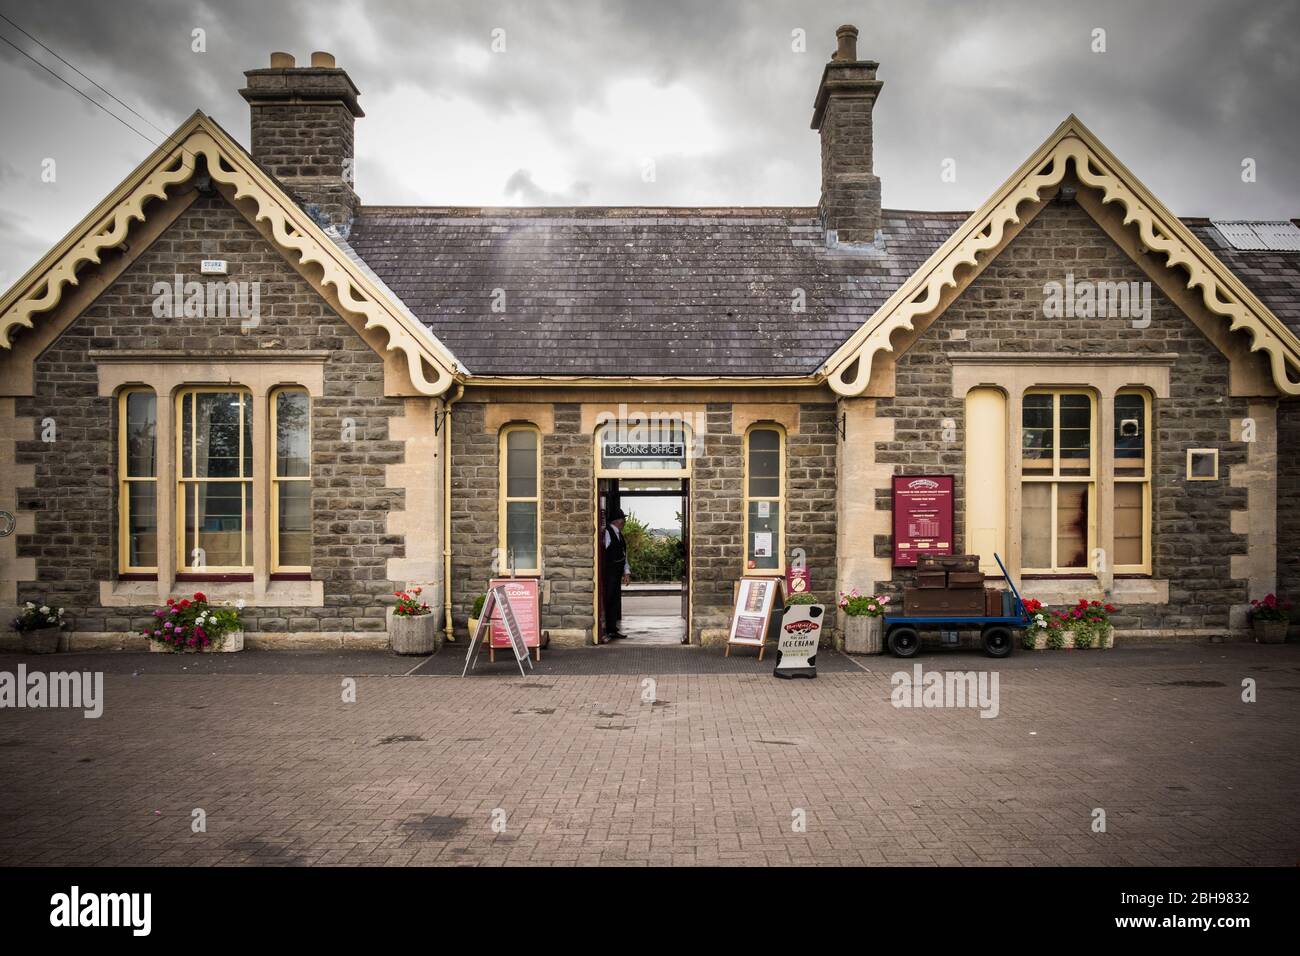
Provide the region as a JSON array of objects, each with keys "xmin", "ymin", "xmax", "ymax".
[
  {"xmin": 488, "ymin": 578, "xmax": 541, "ymax": 649},
  {"xmin": 892, "ymin": 475, "xmax": 954, "ymax": 567}
]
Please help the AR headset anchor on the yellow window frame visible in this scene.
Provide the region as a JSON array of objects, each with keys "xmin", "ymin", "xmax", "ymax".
[
  {"xmin": 117, "ymin": 386, "xmax": 158, "ymax": 574},
  {"xmin": 175, "ymin": 386, "xmax": 253, "ymax": 573},
  {"xmin": 499, "ymin": 423, "xmax": 542, "ymax": 576},
  {"xmin": 743, "ymin": 423, "xmax": 786, "ymax": 576},
  {"xmin": 271, "ymin": 386, "xmax": 311, "ymax": 573},
  {"xmin": 1021, "ymin": 389, "xmax": 1097, "ymax": 575},
  {"xmin": 1113, "ymin": 388, "xmax": 1152, "ymax": 574}
]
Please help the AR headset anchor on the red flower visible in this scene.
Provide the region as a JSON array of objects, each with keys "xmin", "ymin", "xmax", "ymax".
[{"xmin": 193, "ymin": 591, "xmax": 207, "ymax": 603}]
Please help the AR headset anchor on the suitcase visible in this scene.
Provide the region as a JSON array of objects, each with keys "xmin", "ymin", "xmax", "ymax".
[
  {"xmin": 917, "ymin": 553, "xmax": 979, "ymax": 573},
  {"xmin": 903, "ymin": 587, "xmax": 986, "ymax": 616},
  {"xmin": 985, "ymin": 589, "xmax": 1003, "ymax": 615},
  {"xmin": 948, "ymin": 571, "xmax": 985, "ymax": 589},
  {"xmin": 916, "ymin": 571, "xmax": 948, "ymax": 589}
]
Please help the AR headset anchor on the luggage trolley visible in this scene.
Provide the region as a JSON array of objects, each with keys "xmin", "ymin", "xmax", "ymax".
[{"xmin": 883, "ymin": 553, "xmax": 1030, "ymax": 658}]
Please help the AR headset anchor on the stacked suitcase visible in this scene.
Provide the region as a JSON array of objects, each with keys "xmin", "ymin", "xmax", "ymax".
[{"xmin": 903, "ymin": 554, "xmax": 996, "ymax": 616}]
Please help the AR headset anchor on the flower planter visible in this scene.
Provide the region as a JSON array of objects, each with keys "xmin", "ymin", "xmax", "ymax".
[
  {"xmin": 390, "ymin": 614, "xmax": 440, "ymax": 656},
  {"xmin": 20, "ymin": 626, "xmax": 61, "ymax": 655},
  {"xmin": 1026, "ymin": 626, "xmax": 1114, "ymax": 650},
  {"xmin": 1253, "ymin": 620, "xmax": 1288, "ymax": 644},
  {"xmin": 843, "ymin": 615, "xmax": 883, "ymax": 655},
  {"xmin": 150, "ymin": 630, "xmax": 244, "ymax": 653}
]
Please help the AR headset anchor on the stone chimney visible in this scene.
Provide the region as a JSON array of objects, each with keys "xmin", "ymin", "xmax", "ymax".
[
  {"xmin": 810, "ymin": 25, "xmax": 883, "ymax": 244},
  {"xmin": 240, "ymin": 51, "xmax": 364, "ymax": 231}
]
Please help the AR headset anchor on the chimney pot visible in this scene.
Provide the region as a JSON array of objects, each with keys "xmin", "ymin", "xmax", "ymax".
[
  {"xmin": 310, "ymin": 51, "xmax": 336, "ymax": 68},
  {"xmin": 834, "ymin": 24, "xmax": 859, "ymax": 61},
  {"xmin": 269, "ymin": 51, "xmax": 295, "ymax": 68}
]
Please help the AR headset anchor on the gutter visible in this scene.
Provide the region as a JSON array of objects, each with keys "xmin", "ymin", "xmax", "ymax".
[{"xmin": 441, "ymin": 382, "xmax": 465, "ymax": 644}]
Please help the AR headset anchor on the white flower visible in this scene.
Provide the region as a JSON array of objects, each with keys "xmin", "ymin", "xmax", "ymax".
[
  {"xmin": 39, "ymin": 606, "xmax": 50, "ymax": 614},
  {"xmin": 236, "ymin": 599, "xmax": 246, "ymax": 610}
]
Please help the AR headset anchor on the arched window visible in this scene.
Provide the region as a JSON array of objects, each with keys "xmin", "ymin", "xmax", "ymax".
[
  {"xmin": 118, "ymin": 387, "xmax": 157, "ymax": 573},
  {"xmin": 500, "ymin": 425, "xmax": 541, "ymax": 574},
  {"xmin": 1113, "ymin": 389, "xmax": 1152, "ymax": 573},
  {"xmin": 272, "ymin": 387, "xmax": 312, "ymax": 572},
  {"xmin": 177, "ymin": 387, "xmax": 253, "ymax": 572},
  {"xmin": 1021, "ymin": 389, "xmax": 1096, "ymax": 573},
  {"xmin": 744, "ymin": 425, "xmax": 785, "ymax": 573}
]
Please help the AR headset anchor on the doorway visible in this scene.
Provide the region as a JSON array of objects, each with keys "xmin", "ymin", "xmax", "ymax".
[{"xmin": 597, "ymin": 477, "xmax": 689, "ymax": 644}]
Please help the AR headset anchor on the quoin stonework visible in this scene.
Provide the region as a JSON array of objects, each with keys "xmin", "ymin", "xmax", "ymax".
[{"xmin": 1, "ymin": 26, "xmax": 1297, "ymax": 652}]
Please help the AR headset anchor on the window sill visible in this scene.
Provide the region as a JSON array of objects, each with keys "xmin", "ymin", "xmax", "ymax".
[
  {"xmin": 100, "ymin": 577, "xmax": 325, "ymax": 608},
  {"xmin": 1016, "ymin": 577, "xmax": 1168, "ymax": 605}
]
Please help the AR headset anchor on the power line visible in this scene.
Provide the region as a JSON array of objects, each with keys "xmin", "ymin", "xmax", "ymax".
[
  {"xmin": 0, "ymin": 11, "xmax": 176, "ymax": 145},
  {"xmin": 0, "ymin": 31, "xmax": 159, "ymax": 148},
  {"xmin": 0, "ymin": 16, "xmax": 200, "ymax": 165}
]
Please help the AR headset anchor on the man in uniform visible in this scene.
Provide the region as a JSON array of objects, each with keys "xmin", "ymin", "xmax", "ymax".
[{"xmin": 601, "ymin": 508, "xmax": 631, "ymax": 643}]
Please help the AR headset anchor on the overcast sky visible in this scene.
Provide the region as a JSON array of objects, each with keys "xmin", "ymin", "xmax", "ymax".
[{"xmin": 1, "ymin": 0, "xmax": 1297, "ymax": 289}]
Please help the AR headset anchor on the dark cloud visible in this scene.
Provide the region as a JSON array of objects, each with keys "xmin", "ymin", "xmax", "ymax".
[{"xmin": 1, "ymin": 0, "xmax": 1297, "ymax": 282}]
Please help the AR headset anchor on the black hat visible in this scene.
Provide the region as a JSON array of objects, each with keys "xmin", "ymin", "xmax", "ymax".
[{"xmin": 609, "ymin": 508, "xmax": 626, "ymax": 521}]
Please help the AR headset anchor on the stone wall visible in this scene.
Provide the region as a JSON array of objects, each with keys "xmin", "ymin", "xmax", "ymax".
[
  {"xmin": 450, "ymin": 398, "xmax": 838, "ymax": 643},
  {"xmin": 14, "ymin": 195, "xmax": 407, "ymax": 639},
  {"xmin": 872, "ymin": 198, "xmax": 1250, "ymax": 632},
  {"xmin": 1279, "ymin": 401, "xmax": 1300, "ymax": 612}
]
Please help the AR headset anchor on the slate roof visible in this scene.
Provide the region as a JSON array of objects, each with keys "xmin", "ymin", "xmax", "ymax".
[
  {"xmin": 345, "ymin": 207, "xmax": 1300, "ymax": 377},
  {"xmin": 347, "ymin": 207, "xmax": 965, "ymax": 376},
  {"xmin": 1185, "ymin": 219, "xmax": 1300, "ymax": 341}
]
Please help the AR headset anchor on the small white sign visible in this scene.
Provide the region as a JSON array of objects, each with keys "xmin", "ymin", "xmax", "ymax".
[
  {"xmin": 200, "ymin": 259, "xmax": 228, "ymax": 275},
  {"xmin": 757, "ymin": 501, "xmax": 770, "ymax": 518},
  {"xmin": 753, "ymin": 532, "xmax": 772, "ymax": 558}
]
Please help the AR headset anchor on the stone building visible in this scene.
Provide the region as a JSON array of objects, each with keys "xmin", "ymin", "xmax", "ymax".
[{"xmin": 1, "ymin": 27, "xmax": 1297, "ymax": 651}]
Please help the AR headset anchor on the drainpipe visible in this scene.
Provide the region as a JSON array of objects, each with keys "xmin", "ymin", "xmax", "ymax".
[{"xmin": 441, "ymin": 383, "xmax": 465, "ymax": 643}]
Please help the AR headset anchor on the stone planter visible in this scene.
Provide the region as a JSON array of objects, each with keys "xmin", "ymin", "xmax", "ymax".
[
  {"xmin": 20, "ymin": 626, "xmax": 61, "ymax": 655},
  {"xmin": 1252, "ymin": 620, "xmax": 1289, "ymax": 644},
  {"xmin": 389, "ymin": 614, "xmax": 440, "ymax": 656},
  {"xmin": 843, "ymin": 615, "xmax": 883, "ymax": 655},
  {"xmin": 150, "ymin": 630, "xmax": 244, "ymax": 653},
  {"xmin": 1026, "ymin": 626, "xmax": 1114, "ymax": 650}
]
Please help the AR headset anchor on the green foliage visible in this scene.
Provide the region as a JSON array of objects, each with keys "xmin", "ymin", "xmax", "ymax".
[
  {"xmin": 1045, "ymin": 628, "xmax": 1067, "ymax": 650},
  {"xmin": 785, "ymin": 592, "xmax": 820, "ymax": 606},
  {"xmin": 622, "ymin": 513, "xmax": 684, "ymax": 582},
  {"xmin": 471, "ymin": 593, "xmax": 487, "ymax": 619}
]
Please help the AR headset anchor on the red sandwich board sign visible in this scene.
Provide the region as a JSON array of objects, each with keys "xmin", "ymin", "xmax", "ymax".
[
  {"xmin": 892, "ymin": 475, "xmax": 954, "ymax": 567},
  {"xmin": 461, "ymin": 585, "xmax": 534, "ymax": 677},
  {"xmin": 488, "ymin": 577, "xmax": 541, "ymax": 653}
]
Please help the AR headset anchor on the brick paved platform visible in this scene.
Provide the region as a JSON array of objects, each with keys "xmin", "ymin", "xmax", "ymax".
[{"xmin": 0, "ymin": 643, "xmax": 1296, "ymax": 866}]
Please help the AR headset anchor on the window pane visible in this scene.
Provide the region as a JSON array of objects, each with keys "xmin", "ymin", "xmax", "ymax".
[
  {"xmin": 125, "ymin": 392, "xmax": 156, "ymax": 478},
  {"xmin": 746, "ymin": 500, "xmax": 779, "ymax": 570},
  {"xmin": 181, "ymin": 392, "xmax": 193, "ymax": 477},
  {"xmin": 243, "ymin": 393, "xmax": 253, "ymax": 478},
  {"xmin": 277, "ymin": 481, "xmax": 312, "ymax": 567},
  {"xmin": 194, "ymin": 480, "xmax": 249, "ymax": 567},
  {"xmin": 275, "ymin": 391, "xmax": 311, "ymax": 478},
  {"xmin": 505, "ymin": 501, "xmax": 538, "ymax": 569},
  {"xmin": 1114, "ymin": 393, "xmax": 1147, "ymax": 477},
  {"xmin": 1055, "ymin": 482, "xmax": 1089, "ymax": 568},
  {"xmin": 1114, "ymin": 483, "xmax": 1144, "ymax": 566},
  {"xmin": 1059, "ymin": 395, "xmax": 1092, "ymax": 475},
  {"xmin": 506, "ymin": 430, "xmax": 537, "ymax": 498},
  {"xmin": 127, "ymin": 482, "xmax": 156, "ymax": 567},
  {"xmin": 1022, "ymin": 394, "xmax": 1054, "ymax": 475},
  {"xmin": 1021, "ymin": 483, "xmax": 1052, "ymax": 568},
  {"xmin": 195, "ymin": 392, "xmax": 244, "ymax": 478},
  {"xmin": 748, "ymin": 429, "xmax": 780, "ymax": 498}
]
